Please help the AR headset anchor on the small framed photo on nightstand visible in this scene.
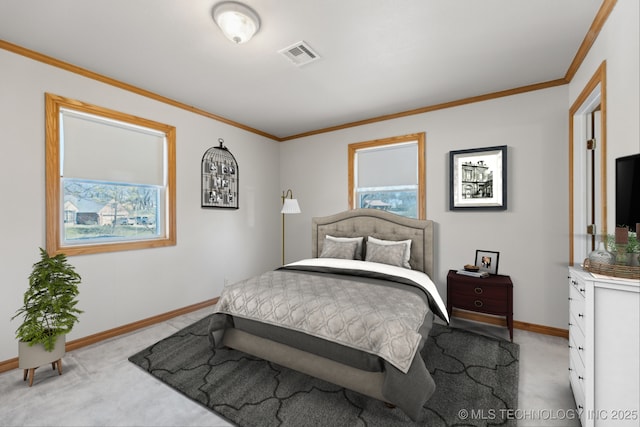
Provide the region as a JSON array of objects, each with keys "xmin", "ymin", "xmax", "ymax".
[{"xmin": 475, "ymin": 250, "xmax": 499, "ymax": 275}]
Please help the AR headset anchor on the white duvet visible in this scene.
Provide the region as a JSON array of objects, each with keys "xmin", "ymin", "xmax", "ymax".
[{"xmin": 286, "ymin": 258, "xmax": 450, "ymax": 323}]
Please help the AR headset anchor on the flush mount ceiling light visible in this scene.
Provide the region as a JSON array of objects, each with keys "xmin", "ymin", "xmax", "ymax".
[{"xmin": 212, "ymin": 1, "xmax": 260, "ymax": 44}]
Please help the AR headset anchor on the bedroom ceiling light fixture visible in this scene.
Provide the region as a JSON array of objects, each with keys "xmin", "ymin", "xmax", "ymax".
[
  {"xmin": 212, "ymin": 1, "xmax": 260, "ymax": 44},
  {"xmin": 281, "ymin": 189, "xmax": 301, "ymax": 265}
]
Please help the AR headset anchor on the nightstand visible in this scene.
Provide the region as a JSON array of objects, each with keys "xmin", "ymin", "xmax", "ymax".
[{"xmin": 446, "ymin": 269, "xmax": 513, "ymax": 341}]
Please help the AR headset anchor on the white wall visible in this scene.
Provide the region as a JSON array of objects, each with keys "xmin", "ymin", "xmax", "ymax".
[
  {"xmin": 280, "ymin": 87, "xmax": 570, "ymax": 329},
  {"xmin": 0, "ymin": 49, "xmax": 281, "ymax": 362},
  {"xmin": 2, "ymin": 0, "xmax": 636, "ymax": 363},
  {"xmin": 280, "ymin": 0, "xmax": 639, "ymax": 331},
  {"xmin": 569, "ymin": 0, "xmax": 640, "ymax": 233}
]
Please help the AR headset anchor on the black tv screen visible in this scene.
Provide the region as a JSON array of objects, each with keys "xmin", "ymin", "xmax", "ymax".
[{"xmin": 616, "ymin": 153, "xmax": 640, "ymax": 230}]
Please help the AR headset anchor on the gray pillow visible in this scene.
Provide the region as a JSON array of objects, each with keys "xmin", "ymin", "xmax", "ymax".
[
  {"xmin": 326, "ymin": 235, "xmax": 364, "ymax": 260},
  {"xmin": 319, "ymin": 239, "xmax": 359, "ymax": 260},
  {"xmin": 367, "ymin": 236, "xmax": 412, "ymax": 269},
  {"xmin": 365, "ymin": 241, "xmax": 406, "ymax": 268}
]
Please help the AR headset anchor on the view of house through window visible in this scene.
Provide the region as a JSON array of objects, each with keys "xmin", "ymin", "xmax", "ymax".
[
  {"xmin": 348, "ymin": 133, "xmax": 425, "ymax": 219},
  {"xmin": 357, "ymin": 186, "xmax": 418, "ymax": 217},
  {"xmin": 63, "ymin": 179, "xmax": 160, "ymax": 243},
  {"xmin": 46, "ymin": 93, "xmax": 176, "ymax": 255}
]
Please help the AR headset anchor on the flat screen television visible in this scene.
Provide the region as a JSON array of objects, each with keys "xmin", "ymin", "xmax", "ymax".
[{"xmin": 615, "ymin": 153, "xmax": 640, "ymax": 230}]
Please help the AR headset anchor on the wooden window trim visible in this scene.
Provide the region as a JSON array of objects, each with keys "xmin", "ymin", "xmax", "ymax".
[
  {"xmin": 348, "ymin": 132, "xmax": 426, "ymax": 219},
  {"xmin": 568, "ymin": 62, "xmax": 606, "ymax": 265},
  {"xmin": 45, "ymin": 93, "xmax": 176, "ymax": 256}
]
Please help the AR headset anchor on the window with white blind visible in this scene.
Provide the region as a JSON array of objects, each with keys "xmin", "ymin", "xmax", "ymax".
[
  {"xmin": 45, "ymin": 93, "xmax": 176, "ymax": 255},
  {"xmin": 348, "ymin": 133, "xmax": 425, "ymax": 219}
]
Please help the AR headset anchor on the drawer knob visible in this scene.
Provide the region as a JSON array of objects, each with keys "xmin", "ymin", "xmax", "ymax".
[
  {"xmin": 568, "ymin": 344, "xmax": 573, "ymax": 349},
  {"xmin": 474, "ymin": 300, "xmax": 483, "ymax": 308},
  {"xmin": 578, "ymin": 346, "xmax": 584, "ymax": 351},
  {"xmin": 578, "ymin": 376, "xmax": 584, "ymax": 380},
  {"xmin": 474, "ymin": 287, "xmax": 483, "ymax": 294},
  {"xmin": 579, "ymin": 288, "xmax": 585, "ymax": 292},
  {"xmin": 568, "ymin": 322, "xmax": 573, "ymax": 326},
  {"xmin": 578, "ymin": 313, "xmax": 584, "ymax": 318},
  {"xmin": 579, "ymin": 405, "xmax": 583, "ymax": 409}
]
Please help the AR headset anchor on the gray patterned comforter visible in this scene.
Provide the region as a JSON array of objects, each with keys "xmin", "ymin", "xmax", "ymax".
[
  {"xmin": 213, "ymin": 268, "xmax": 428, "ymax": 373},
  {"xmin": 209, "ymin": 258, "xmax": 449, "ymax": 420}
]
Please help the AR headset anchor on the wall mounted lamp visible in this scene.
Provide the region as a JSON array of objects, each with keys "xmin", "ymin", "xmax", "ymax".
[
  {"xmin": 281, "ymin": 189, "xmax": 301, "ymax": 265},
  {"xmin": 212, "ymin": 1, "xmax": 260, "ymax": 44}
]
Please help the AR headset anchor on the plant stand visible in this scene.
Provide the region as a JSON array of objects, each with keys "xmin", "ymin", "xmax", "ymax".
[
  {"xmin": 18, "ymin": 335, "xmax": 65, "ymax": 387},
  {"xmin": 23, "ymin": 359, "xmax": 62, "ymax": 387}
]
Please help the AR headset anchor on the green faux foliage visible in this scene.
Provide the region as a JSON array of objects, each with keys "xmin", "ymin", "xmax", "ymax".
[
  {"xmin": 12, "ymin": 248, "xmax": 82, "ymax": 352},
  {"xmin": 606, "ymin": 231, "xmax": 639, "ymax": 253}
]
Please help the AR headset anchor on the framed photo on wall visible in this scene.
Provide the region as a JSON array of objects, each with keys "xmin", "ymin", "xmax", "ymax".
[
  {"xmin": 449, "ymin": 145, "xmax": 507, "ymax": 210},
  {"xmin": 475, "ymin": 250, "xmax": 500, "ymax": 275},
  {"xmin": 201, "ymin": 139, "xmax": 239, "ymax": 209}
]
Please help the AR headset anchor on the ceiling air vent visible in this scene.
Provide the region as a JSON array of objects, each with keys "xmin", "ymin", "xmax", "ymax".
[{"xmin": 278, "ymin": 41, "xmax": 320, "ymax": 67}]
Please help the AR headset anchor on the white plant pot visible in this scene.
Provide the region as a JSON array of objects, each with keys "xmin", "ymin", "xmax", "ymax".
[{"xmin": 18, "ymin": 335, "xmax": 65, "ymax": 370}]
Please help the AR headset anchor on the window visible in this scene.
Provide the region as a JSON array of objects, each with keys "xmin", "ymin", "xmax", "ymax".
[
  {"xmin": 45, "ymin": 93, "xmax": 176, "ymax": 255},
  {"xmin": 348, "ymin": 133, "xmax": 425, "ymax": 219}
]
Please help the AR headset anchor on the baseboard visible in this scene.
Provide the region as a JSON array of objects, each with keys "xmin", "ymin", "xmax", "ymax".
[
  {"xmin": 512, "ymin": 319, "xmax": 569, "ymax": 339},
  {"xmin": 451, "ymin": 309, "xmax": 569, "ymax": 339},
  {"xmin": 2, "ymin": 299, "xmax": 567, "ymax": 374},
  {"xmin": 0, "ymin": 357, "xmax": 18, "ymax": 374},
  {"xmin": 0, "ymin": 297, "xmax": 218, "ymax": 374}
]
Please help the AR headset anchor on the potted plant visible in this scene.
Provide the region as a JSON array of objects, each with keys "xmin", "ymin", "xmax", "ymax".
[
  {"xmin": 12, "ymin": 248, "xmax": 82, "ymax": 386},
  {"xmin": 606, "ymin": 230, "xmax": 640, "ymax": 266}
]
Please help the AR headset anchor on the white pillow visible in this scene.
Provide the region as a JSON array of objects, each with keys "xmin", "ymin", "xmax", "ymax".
[
  {"xmin": 367, "ymin": 236, "xmax": 412, "ymax": 269},
  {"xmin": 326, "ymin": 235, "xmax": 364, "ymax": 260}
]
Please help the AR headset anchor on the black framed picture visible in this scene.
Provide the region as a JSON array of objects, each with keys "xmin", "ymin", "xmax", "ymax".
[
  {"xmin": 449, "ymin": 145, "xmax": 507, "ymax": 210},
  {"xmin": 475, "ymin": 250, "xmax": 500, "ymax": 275},
  {"xmin": 201, "ymin": 139, "xmax": 239, "ymax": 209}
]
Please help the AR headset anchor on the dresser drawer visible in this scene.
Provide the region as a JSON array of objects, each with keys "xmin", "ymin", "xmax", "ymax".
[
  {"xmin": 569, "ymin": 332, "xmax": 586, "ymax": 386},
  {"xmin": 570, "ymin": 364, "xmax": 586, "ymax": 424},
  {"xmin": 569, "ymin": 323, "xmax": 586, "ymax": 367},
  {"xmin": 569, "ymin": 273, "xmax": 586, "ymax": 295},
  {"xmin": 569, "ymin": 282, "xmax": 586, "ymax": 334},
  {"xmin": 569, "ymin": 362, "xmax": 585, "ymax": 403},
  {"xmin": 569, "ymin": 334, "xmax": 586, "ymax": 421}
]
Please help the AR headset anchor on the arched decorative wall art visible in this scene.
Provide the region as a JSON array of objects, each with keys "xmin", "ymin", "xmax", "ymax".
[{"xmin": 201, "ymin": 138, "xmax": 238, "ymax": 209}]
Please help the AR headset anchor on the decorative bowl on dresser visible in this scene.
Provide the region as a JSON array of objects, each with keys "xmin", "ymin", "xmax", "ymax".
[{"xmin": 567, "ymin": 266, "xmax": 639, "ymax": 426}]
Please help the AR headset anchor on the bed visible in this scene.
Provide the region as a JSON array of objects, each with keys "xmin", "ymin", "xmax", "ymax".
[{"xmin": 207, "ymin": 208, "xmax": 449, "ymax": 420}]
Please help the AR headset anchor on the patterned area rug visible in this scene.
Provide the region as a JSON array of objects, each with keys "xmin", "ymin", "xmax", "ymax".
[{"xmin": 129, "ymin": 315, "xmax": 519, "ymax": 426}]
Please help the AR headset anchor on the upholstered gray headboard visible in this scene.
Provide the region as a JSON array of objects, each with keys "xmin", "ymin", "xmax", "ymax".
[{"xmin": 312, "ymin": 208, "xmax": 434, "ymax": 277}]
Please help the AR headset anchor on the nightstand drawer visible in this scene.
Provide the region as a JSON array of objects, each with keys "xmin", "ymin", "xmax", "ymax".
[
  {"xmin": 449, "ymin": 291, "xmax": 509, "ymax": 314},
  {"xmin": 448, "ymin": 282, "xmax": 509, "ymax": 300}
]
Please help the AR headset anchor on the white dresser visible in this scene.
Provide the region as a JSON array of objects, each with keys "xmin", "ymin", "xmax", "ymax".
[{"xmin": 568, "ymin": 267, "xmax": 640, "ymax": 426}]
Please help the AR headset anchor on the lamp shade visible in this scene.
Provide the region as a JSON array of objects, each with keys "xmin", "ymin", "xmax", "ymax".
[
  {"xmin": 212, "ymin": 2, "xmax": 260, "ymax": 44},
  {"xmin": 281, "ymin": 198, "xmax": 301, "ymax": 214}
]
